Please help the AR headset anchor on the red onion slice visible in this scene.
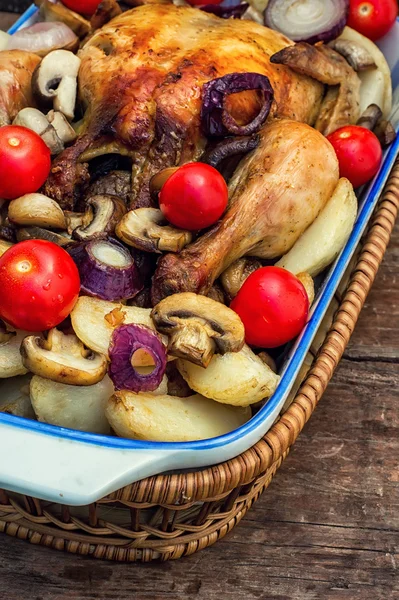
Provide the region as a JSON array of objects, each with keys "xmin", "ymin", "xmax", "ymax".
[
  {"xmin": 264, "ymin": 0, "xmax": 349, "ymax": 45},
  {"xmin": 200, "ymin": 3, "xmax": 249, "ymax": 19},
  {"xmin": 201, "ymin": 73, "xmax": 274, "ymax": 138},
  {"xmin": 109, "ymin": 324, "xmax": 167, "ymax": 393},
  {"xmin": 7, "ymin": 22, "xmax": 78, "ymax": 56},
  {"xmin": 69, "ymin": 238, "xmax": 143, "ymax": 302}
]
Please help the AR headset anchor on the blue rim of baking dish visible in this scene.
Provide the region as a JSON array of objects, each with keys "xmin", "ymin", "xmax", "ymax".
[{"xmin": 1, "ymin": 9, "xmax": 399, "ymax": 452}]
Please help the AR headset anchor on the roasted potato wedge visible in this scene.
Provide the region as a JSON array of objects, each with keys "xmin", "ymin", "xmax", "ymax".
[
  {"xmin": 106, "ymin": 391, "xmax": 251, "ymax": 442},
  {"xmin": 276, "ymin": 178, "xmax": 358, "ymax": 277},
  {"xmin": 177, "ymin": 344, "xmax": 280, "ymax": 407}
]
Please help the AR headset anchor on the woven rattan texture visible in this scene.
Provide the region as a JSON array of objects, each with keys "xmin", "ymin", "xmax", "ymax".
[{"xmin": 0, "ymin": 158, "xmax": 398, "ymax": 562}]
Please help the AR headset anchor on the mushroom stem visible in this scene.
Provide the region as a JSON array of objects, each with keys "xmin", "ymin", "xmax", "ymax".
[
  {"xmin": 328, "ymin": 39, "xmax": 377, "ymax": 71},
  {"xmin": 356, "ymin": 104, "xmax": 383, "ymax": 131},
  {"xmin": 13, "ymin": 107, "xmax": 64, "ymax": 154},
  {"xmin": 374, "ymin": 119, "xmax": 397, "ymax": 147}
]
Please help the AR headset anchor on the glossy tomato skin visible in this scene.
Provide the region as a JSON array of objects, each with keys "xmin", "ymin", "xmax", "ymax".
[
  {"xmin": 327, "ymin": 126, "xmax": 382, "ymax": 189},
  {"xmin": 61, "ymin": 0, "xmax": 101, "ymax": 15},
  {"xmin": 0, "ymin": 241, "xmax": 80, "ymax": 332},
  {"xmin": 159, "ymin": 163, "xmax": 228, "ymax": 231},
  {"xmin": 0, "ymin": 126, "xmax": 51, "ymax": 200},
  {"xmin": 231, "ymin": 267, "xmax": 309, "ymax": 348},
  {"xmin": 348, "ymin": 0, "xmax": 398, "ymax": 41}
]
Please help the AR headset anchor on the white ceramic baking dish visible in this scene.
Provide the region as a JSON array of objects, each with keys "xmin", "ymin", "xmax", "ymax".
[{"xmin": 0, "ymin": 8, "xmax": 398, "ymax": 506}]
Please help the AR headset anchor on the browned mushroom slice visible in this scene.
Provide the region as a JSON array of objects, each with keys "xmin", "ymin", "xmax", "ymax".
[
  {"xmin": 151, "ymin": 292, "xmax": 245, "ymax": 368},
  {"xmin": 8, "ymin": 194, "xmax": 66, "ymax": 230},
  {"xmin": 270, "ymin": 43, "xmax": 361, "ymax": 135},
  {"xmin": 21, "ymin": 328, "xmax": 108, "ymax": 386},
  {"xmin": 356, "ymin": 104, "xmax": 383, "ymax": 131},
  {"xmin": 328, "ymin": 39, "xmax": 377, "ymax": 71},
  {"xmin": 72, "ymin": 195, "xmax": 127, "ymax": 241},
  {"xmin": 16, "ymin": 227, "xmax": 72, "ymax": 247},
  {"xmin": 116, "ymin": 208, "xmax": 193, "ymax": 253},
  {"xmin": 13, "ymin": 108, "xmax": 64, "ymax": 154},
  {"xmin": 91, "ymin": 0, "xmax": 123, "ymax": 30},
  {"xmin": 374, "ymin": 119, "xmax": 397, "ymax": 147},
  {"xmin": 221, "ymin": 258, "xmax": 262, "ymax": 302}
]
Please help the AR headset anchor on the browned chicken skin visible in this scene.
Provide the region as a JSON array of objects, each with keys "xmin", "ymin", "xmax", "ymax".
[
  {"xmin": 0, "ymin": 51, "xmax": 41, "ymax": 127},
  {"xmin": 151, "ymin": 120, "xmax": 339, "ymax": 304},
  {"xmin": 45, "ymin": 5, "xmax": 324, "ymax": 209}
]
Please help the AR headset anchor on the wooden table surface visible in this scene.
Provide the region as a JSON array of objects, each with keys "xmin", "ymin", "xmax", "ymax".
[{"xmin": 1, "ymin": 11, "xmax": 398, "ymax": 599}]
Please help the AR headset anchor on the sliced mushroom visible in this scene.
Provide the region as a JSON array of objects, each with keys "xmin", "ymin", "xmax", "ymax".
[
  {"xmin": 221, "ymin": 258, "xmax": 262, "ymax": 302},
  {"xmin": 270, "ymin": 43, "xmax": 361, "ymax": 135},
  {"xmin": 8, "ymin": 194, "xmax": 66, "ymax": 230},
  {"xmin": 13, "ymin": 107, "xmax": 64, "ymax": 154},
  {"xmin": 30, "ymin": 375, "xmax": 113, "ymax": 433},
  {"xmin": 151, "ymin": 292, "xmax": 245, "ymax": 368},
  {"xmin": 21, "ymin": 328, "xmax": 108, "ymax": 386},
  {"xmin": 0, "ymin": 239, "xmax": 13, "ymax": 258},
  {"xmin": 17, "ymin": 227, "xmax": 71, "ymax": 247},
  {"xmin": 106, "ymin": 391, "xmax": 251, "ymax": 442},
  {"xmin": 91, "ymin": 0, "xmax": 122, "ymax": 30},
  {"xmin": 328, "ymin": 39, "xmax": 377, "ymax": 71},
  {"xmin": 64, "ymin": 208, "xmax": 93, "ymax": 236},
  {"xmin": 177, "ymin": 344, "xmax": 280, "ymax": 407},
  {"xmin": 0, "ymin": 375, "xmax": 35, "ymax": 419},
  {"xmin": 0, "ymin": 323, "xmax": 29, "ymax": 379},
  {"xmin": 149, "ymin": 167, "xmax": 179, "ymax": 197},
  {"xmin": 32, "ymin": 49, "xmax": 81, "ymax": 120},
  {"xmin": 73, "ymin": 195, "xmax": 127, "ymax": 241},
  {"xmin": 37, "ymin": 0, "xmax": 91, "ymax": 39},
  {"xmin": 374, "ymin": 119, "xmax": 397, "ymax": 147},
  {"xmin": 116, "ymin": 208, "xmax": 193, "ymax": 253},
  {"xmin": 356, "ymin": 104, "xmax": 383, "ymax": 131},
  {"xmin": 47, "ymin": 110, "xmax": 77, "ymax": 143}
]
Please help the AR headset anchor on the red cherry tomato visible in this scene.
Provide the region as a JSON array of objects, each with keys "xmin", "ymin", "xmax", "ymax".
[
  {"xmin": 327, "ymin": 126, "xmax": 382, "ymax": 189},
  {"xmin": 61, "ymin": 0, "xmax": 101, "ymax": 16},
  {"xmin": 159, "ymin": 163, "xmax": 228, "ymax": 231},
  {"xmin": 348, "ymin": 0, "xmax": 398, "ymax": 41},
  {"xmin": 231, "ymin": 267, "xmax": 309, "ymax": 348},
  {"xmin": 0, "ymin": 126, "xmax": 51, "ymax": 200},
  {"xmin": 0, "ymin": 241, "xmax": 80, "ymax": 332}
]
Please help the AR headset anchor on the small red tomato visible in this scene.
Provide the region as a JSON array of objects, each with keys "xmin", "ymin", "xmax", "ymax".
[
  {"xmin": 0, "ymin": 241, "xmax": 80, "ymax": 332},
  {"xmin": 327, "ymin": 126, "xmax": 382, "ymax": 189},
  {"xmin": 231, "ymin": 267, "xmax": 309, "ymax": 348},
  {"xmin": 0, "ymin": 126, "xmax": 51, "ymax": 200},
  {"xmin": 61, "ymin": 0, "xmax": 101, "ymax": 16},
  {"xmin": 159, "ymin": 163, "xmax": 228, "ymax": 231},
  {"xmin": 348, "ymin": 0, "xmax": 398, "ymax": 41}
]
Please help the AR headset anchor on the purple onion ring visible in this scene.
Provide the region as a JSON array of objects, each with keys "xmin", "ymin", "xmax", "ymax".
[
  {"xmin": 200, "ymin": 3, "xmax": 249, "ymax": 19},
  {"xmin": 201, "ymin": 72, "xmax": 274, "ymax": 137},
  {"xmin": 108, "ymin": 324, "xmax": 167, "ymax": 393}
]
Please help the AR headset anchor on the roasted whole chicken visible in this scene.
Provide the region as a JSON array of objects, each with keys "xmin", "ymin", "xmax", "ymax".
[{"xmin": 44, "ymin": 4, "xmax": 325, "ymax": 209}]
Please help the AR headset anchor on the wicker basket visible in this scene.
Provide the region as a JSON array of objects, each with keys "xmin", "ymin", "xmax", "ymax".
[{"xmin": 0, "ymin": 159, "xmax": 398, "ymax": 562}]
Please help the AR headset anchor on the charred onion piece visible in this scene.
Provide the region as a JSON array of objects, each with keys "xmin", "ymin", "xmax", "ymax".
[
  {"xmin": 108, "ymin": 324, "xmax": 167, "ymax": 392},
  {"xmin": 73, "ymin": 195, "xmax": 127, "ymax": 241},
  {"xmin": 356, "ymin": 104, "xmax": 383, "ymax": 131},
  {"xmin": 374, "ymin": 119, "xmax": 397, "ymax": 147},
  {"xmin": 202, "ymin": 135, "xmax": 260, "ymax": 170},
  {"xmin": 69, "ymin": 238, "xmax": 143, "ymax": 301},
  {"xmin": 21, "ymin": 328, "xmax": 107, "ymax": 386},
  {"xmin": 200, "ymin": 3, "xmax": 249, "ymax": 19},
  {"xmin": 328, "ymin": 39, "xmax": 376, "ymax": 71},
  {"xmin": 116, "ymin": 208, "xmax": 193, "ymax": 253},
  {"xmin": 201, "ymin": 73, "xmax": 274, "ymax": 137},
  {"xmin": 151, "ymin": 292, "xmax": 245, "ymax": 368},
  {"xmin": 8, "ymin": 193, "xmax": 66, "ymax": 230},
  {"xmin": 264, "ymin": 0, "xmax": 349, "ymax": 44}
]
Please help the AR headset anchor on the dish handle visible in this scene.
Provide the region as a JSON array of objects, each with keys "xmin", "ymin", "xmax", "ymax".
[{"xmin": 0, "ymin": 420, "xmax": 177, "ymax": 505}]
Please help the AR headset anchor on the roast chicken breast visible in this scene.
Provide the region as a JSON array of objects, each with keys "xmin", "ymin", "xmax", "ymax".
[
  {"xmin": 45, "ymin": 4, "xmax": 324, "ymax": 209},
  {"xmin": 151, "ymin": 119, "xmax": 339, "ymax": 304},
  {"xmin": 0, "ymin": 51, "xmax": 41, "ymax": 127}
]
